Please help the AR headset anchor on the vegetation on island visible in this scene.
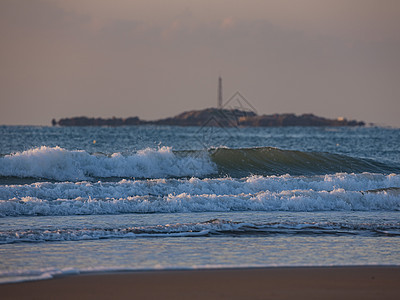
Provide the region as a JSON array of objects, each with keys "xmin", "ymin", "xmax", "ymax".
[{"xmin": 52, "ymin": 108, "xmax": 365, "ymax": 127}]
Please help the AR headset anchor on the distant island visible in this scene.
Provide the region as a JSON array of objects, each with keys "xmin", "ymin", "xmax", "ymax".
[{"xmin": 52, "ymin": 108, "xmax": 365, "ymax": 127}]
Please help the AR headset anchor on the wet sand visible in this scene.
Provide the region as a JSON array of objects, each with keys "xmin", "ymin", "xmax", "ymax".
[{"xmin": 1, "ymin": 266, "xmax": 399, "ymax": 300}]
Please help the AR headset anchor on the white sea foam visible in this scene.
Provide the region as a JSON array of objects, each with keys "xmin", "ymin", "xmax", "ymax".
[
  {"xmin": 0, "ymin": 146, "xmax": 216, "ymax": 180},
  {"xmin": 0, "ymin": 173, "xmax": 399, "ymax": 216},
  {"xmin": 0, "ymin": 264, "xmax": 274, "ymax": 284},
  {"xmin": 0, "ymin": 268, "xmax": 80, "ymax": 284},
  {"xmin": 1, "ymin": 173, "xmax": 398, "ymax": 201}
]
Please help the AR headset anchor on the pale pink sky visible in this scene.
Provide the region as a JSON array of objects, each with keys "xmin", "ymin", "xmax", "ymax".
[{"xmin": 1, "ymin": 0, "xmax": 400, "ymax": 126}]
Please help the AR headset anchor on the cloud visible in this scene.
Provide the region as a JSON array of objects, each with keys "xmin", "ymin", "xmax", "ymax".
[
  {"xmin": 1, "ymin": 0, "xmax": 400, "ymax": 126},
  {"xmin": 42, "ymin": 0, "xmax": 400, "ymax": 42},
  {"xmin": 220, "ymin": 17, "xmax": 235, "ymax": 30}
]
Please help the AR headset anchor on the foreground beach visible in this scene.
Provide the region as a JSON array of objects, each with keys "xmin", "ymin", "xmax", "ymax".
[{"xmin": 1, "ymin": 266, "xmax": 399, "ymax": 300}]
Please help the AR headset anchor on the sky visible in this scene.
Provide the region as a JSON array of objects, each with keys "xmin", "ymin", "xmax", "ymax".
[{"xmin": 1, "ymin": 0, "xmax": 400, "ymax": 126}]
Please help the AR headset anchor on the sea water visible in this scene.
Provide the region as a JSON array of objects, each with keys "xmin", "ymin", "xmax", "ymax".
[{"xmin": 0, "ymin": 125, "xmax": 399, "ymax": 283}]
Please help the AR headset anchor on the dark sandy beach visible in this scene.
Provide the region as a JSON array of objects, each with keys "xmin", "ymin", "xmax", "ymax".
[{"xmin": 1, "ymin": 266, "xmax": 399, "ymax": 300}]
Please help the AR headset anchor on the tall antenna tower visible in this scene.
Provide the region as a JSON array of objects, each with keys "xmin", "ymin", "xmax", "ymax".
[{"xmin": 218, "ymin": 76, "xmax": 223, "ymax": 109}]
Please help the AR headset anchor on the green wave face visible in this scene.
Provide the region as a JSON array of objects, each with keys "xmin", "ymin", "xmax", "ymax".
[{"xmin": 209, "ymin": 147, "xmax": 400, "ymax": 177}]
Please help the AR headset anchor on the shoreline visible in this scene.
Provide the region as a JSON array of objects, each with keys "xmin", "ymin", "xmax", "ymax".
[{"xmin": 1, "ymin": 266, "xmax": 399, "ymax": 300}]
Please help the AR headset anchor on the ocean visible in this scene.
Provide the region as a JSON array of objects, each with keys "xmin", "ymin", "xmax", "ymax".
[{"xmin": 0, "ymin": 125, "xmax": 399, "ymax": 283}]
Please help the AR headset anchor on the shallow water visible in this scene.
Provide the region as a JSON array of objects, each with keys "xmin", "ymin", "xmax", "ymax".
[{"xmin": 0, "ymin": 125, "xmax": 399, "ymax": 283}]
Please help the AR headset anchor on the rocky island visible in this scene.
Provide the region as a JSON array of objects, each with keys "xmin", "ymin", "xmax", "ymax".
[{"xmin": 52, "ymin": 108, "xmax": 365, "ymax": 127}]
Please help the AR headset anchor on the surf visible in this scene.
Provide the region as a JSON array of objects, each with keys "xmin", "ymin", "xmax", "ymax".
[
  {"xmin": 209, "ymin": 147, "xmax": 400, "ymax": 177},
  {"xmin": 0, "ymin": 146, "xmax": 399, "ymax": 182}
]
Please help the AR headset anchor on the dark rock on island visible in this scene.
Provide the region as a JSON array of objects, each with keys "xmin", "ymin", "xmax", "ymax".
[
  {"xmin": 55, "ymin": 116, "xmax": 141, "ymax": 127},
  {"xmin": 53, "ymin": 108, "xmax": 365, "ymax": 127}
]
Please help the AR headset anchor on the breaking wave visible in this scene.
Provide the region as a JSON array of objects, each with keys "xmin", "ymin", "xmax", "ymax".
[
  {"xmin": 0, "ymin": 146, "xmax": 399, "ymax": 181},
  {"xmin": 0, "ymin": 146, "xmax": 216, "ymax": 181},
  {"xmin": 210, "ymin": 147, "xmax": 400, "ymax": 177},
  {"xmin": 1, "ymin": 174, "xmax": 399, "ymax": 216}
]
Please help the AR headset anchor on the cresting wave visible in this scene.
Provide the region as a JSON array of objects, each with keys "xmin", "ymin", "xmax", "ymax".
[
  {"xmin": 0, "ymin": 146, "xmax": 399, "ymax": 181},
  {"xmin": 1, "ymin": 174, "xmax": 399, "ymax": 216},
  {"xmin": 210, "ymin": 147, "xmax": 400, "ymax": 177},
  {"xmin": 1, "ymin": 219, "xmax": 399, "ymax": 244},
  {"xmin": 0, "ymin": 146, "xmax": 216, "ymax": 181}
]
